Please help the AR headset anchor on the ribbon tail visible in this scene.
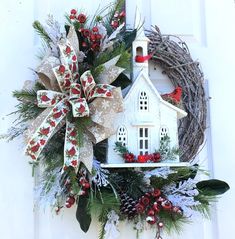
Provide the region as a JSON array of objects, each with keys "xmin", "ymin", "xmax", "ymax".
[
  {"xmin": 63, "ymin": 121, "xmax": 93, "ymax": 173},
  {"xmin": 25, "ymin": 99, "xmax": 69, "ymax": 161},
  {"xmin": 63, "ymin": 120, "xmax": 80, "ymax": 170}
]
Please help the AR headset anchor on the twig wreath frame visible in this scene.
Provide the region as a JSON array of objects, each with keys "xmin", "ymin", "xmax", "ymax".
[{"xmin": 147, "ymin": 26, "xmax": 207, "ymax": 162}]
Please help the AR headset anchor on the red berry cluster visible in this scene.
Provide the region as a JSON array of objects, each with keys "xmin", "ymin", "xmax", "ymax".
[
  {"xmin": 78, "ymin": 169, "xmax": 90, "ymax": 196},
  {"xmin": 123, "ymin": 152, "xmax": 161, "ymax": 163},
  {"xmin": 135, "ymin": 189, "xmax": 183, "ymax": 226},
  {"xmin": 65, "ymin": 195, "xmax": 76, "ymax": 208},
  {"xmin": 111, "ymin": 10, "xmax": 125, "ymax": 29},
  {"xmin": 80, "ymin": 26, "xmax": 102, "ymax": 51},
  {"xmin": 69, "ymin": 9, "xmax": 87, "ymax": 23}
]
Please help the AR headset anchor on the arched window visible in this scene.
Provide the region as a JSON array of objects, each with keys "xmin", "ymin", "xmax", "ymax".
[
  {"xmin": 117, "ymin": 126, "xmax": 127, "ymax": 146},
  {"xmin": 160, "ymin": 126, "xmax": 169, "ymax": 140},
  {"xmin": 139, "ymin": 91, "xmax": 148, "ymax": 111},
  {"xmin": 136, "ymin": 46, "xmax": 143, "ymax": 56}
]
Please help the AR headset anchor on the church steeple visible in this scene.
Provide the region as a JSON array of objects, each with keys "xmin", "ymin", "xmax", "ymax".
[{"xmin": 132, "ymin": 6, "xmax": 150, "ymax": 80}]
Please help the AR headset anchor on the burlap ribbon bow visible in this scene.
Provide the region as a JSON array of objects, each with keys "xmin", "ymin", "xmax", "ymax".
[{"xmin": 25, "ymin": 27, "xmax": 124, "ymax": 172}]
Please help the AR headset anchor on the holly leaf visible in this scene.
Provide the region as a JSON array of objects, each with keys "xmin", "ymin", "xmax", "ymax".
[
  {"xmin": 111, "ymin": 73, "xmax": 132, "ymax": 89},
  {"xmin": 196, "ymin": 179, "xmax": 230, "ymax": 196},
  {"xmin": 76, "ymin": 196, "xmax": 92, "ymax": 232}
]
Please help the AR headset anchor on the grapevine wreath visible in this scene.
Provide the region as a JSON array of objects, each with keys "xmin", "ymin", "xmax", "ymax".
[{"xmin": 5, "ymin": 1, "xmax": 229, "ymax": 239}]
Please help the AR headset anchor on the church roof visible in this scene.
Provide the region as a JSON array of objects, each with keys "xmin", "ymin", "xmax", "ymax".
[{"xmin": 124, "ymin": 70, "xmax": 187, "ymax": 119}]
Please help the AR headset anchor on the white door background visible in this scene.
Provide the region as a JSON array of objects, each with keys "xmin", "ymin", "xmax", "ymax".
[{"xmin": 0, "ymin": 0, "xmax": 235, "ymax": 239}]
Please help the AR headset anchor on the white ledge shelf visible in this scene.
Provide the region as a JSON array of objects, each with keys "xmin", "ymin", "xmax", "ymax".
[{"xmin": 101, "ymin": 162, "xmax": 190, "ymax": 168}]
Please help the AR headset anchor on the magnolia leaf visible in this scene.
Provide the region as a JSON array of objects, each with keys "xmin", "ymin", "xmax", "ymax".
[
  {"xmin": 196, "ymin": 179, "xmax": 230, "ymax": 196},
  {"xmin": 111, "ymin": 73, "xmax": 132, "ymax": 89},
  {"xmin": 123, "ymin": 29, "xmax": 137, "ymax": 50},
  {"xmin": 76, "ymin": 196, "xmax": 92, "ymax": 232}
]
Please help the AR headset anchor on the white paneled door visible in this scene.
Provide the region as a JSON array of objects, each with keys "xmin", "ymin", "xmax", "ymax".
[{"xmin": 1, "ymin": 0, "xmax": 235, "ymax": 239}]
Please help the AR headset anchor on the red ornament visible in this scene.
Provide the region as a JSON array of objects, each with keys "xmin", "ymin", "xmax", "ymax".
[{"xmin": 77, "ymin": 13, "xmax": 87, "ymax": 23}]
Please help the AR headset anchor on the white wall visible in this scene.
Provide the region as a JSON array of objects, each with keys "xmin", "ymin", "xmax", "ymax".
[{"xmin": 0, "ymin": 0, "xmax": 235, "ymax": 239}]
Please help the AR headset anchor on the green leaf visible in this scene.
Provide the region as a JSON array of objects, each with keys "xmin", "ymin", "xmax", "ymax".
[
  {"xmin": 196, "ymin": 179, "xmax": 230, "ymax": 196},
  {"xmin": 76, "ymin": 196, "xmax": 92, "ymax": 232},
  {"xmin": 122, "ymin": 29, "xmax": 137, "ymax": 50},
  {"xmin": 111, "ymin": 73, "xmax": 132, "ymax": 89}
]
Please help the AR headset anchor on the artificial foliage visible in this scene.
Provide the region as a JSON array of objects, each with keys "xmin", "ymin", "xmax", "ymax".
[{"xmin": 3, "ymin": 1, "xmax": 230, "ymax": 239}]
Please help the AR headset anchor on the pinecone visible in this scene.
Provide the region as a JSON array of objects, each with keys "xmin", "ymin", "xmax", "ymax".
[{"xmin": 119, "ymin": 192, "xmax": 138, "ymax": 219}]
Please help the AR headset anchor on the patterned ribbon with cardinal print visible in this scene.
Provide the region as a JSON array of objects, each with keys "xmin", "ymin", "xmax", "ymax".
[{"xmin": 25, "ymin": 26, "xmax": 124, "ymax": 172}]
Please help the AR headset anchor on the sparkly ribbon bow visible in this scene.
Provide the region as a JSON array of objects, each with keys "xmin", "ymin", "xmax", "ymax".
[{"xmin": 25, "ymin": 27, "xmax": 124, "ymax": 172}]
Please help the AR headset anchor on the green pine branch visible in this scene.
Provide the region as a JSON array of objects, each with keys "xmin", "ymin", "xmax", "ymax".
[{"xmin": 33, "ymin": 20, "xmax": 51, "ymax": 45}]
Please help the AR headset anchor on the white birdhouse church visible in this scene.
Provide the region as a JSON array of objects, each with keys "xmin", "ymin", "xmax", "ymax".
[{"xmin": 106, "ymin": 14, "xmax": 187, "ymax": 166}]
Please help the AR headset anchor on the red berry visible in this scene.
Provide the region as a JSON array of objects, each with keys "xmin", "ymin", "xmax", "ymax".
[
  {"xmin": 152, "ymin": 189, "xmax": 161, "ymax": 197},
  {"xmin": 141, "ymin": 196, "xmax": 150, "ymax": 206},
  {"xmin": 77, "ymin": 13, "xmax": 86, "ymax": 23},
  {"xmin": 82, "ymin": 29, "xmax": 90, "ymax": 37},
  {"xmin": 90, "ymin": 34, "xmax": 96, "ymax": 42},
  {"xmin": 119, "ymin": 11, "xmax": 126, "ymax": 18},
  {"xmin": 95, "ymin": 34, "xmax": 102, "ymax": 40},
  {"xmin": 137, "ymin": 155, "xmax": 146, "ymax": 163},
  {"xmin": 92, "ymin": 26, "xmax": 99, "ymax": 32},
  {"xmin": 161, "ymin": 200, "xmax": 172, "ymax": 210},
  {"xmin": 83, "ymin": 182, "xmax": 90, "ymax": 189},
  {"xmin": 111, "ymin": 20, "xmax": 119, "ymax": 28},
  {"xmin": 153, "ymin": 202, "xmax": 160, "ymax": 213},
  {"xmin": 66, "ymin": 196, "xmax": 75, "ymax": 205},
  {"xmin": 136, "ymin": 203, "xmax": 145, "ymax": 213},
  {"xmin": 70, "ymin": 9, "xmax": 77, "ymax": 15},
  {"xmin": 146, "ymin": 215, "xmax": 156, "ymax": 225},
  {"xmin": 147, "ymin": 209, "xmax": 155, "ymax": 216}
]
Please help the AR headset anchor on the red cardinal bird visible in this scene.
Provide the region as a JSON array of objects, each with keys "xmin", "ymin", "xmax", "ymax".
[
  {"xmin": 135, "ymin": 53, "xmax": 153, "ymax": 63},
  {"xmin": 161, "ymin": 87, "xmax": 182, "ymax": 104}
]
